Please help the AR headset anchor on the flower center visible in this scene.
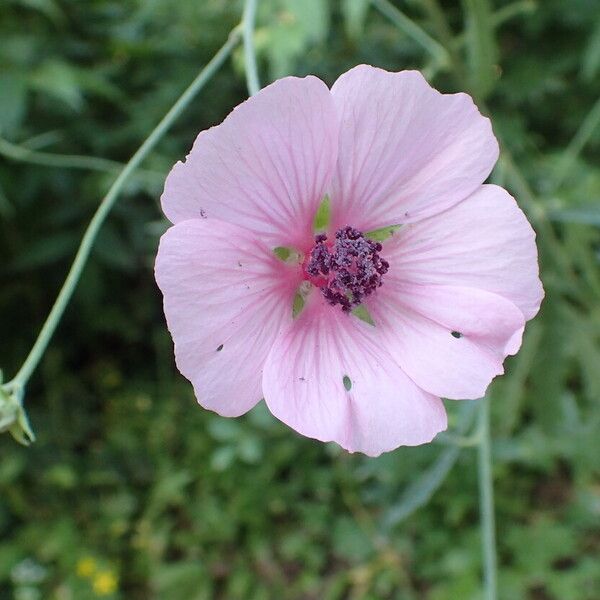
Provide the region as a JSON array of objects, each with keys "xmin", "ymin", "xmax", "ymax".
[{"xmin": 305, "ymin": 226, "xmax": 389, "ymax": 312}]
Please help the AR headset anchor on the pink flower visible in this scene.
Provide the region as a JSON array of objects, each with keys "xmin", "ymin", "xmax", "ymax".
[{"xmin": 155, "ymin": 65, "xmax": 543, "ymax": 457}]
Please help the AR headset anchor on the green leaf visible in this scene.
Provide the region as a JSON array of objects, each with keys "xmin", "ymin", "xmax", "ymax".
[
  {"xmin": 0, "ymin": 73, "xmax": 27, "ymax": 135},
  {"xmin": 364, "ymin": 224, "xmax": 401, "ymax": 242},
  {"xmin": 381, "ymin": 402, "xmax": 478, "ymax": 529},
  {"xmin": 582, "ymin": 15, "xmax": 600, "ymax": 81},
  {"xmin": 264, "ymin": 0, "xmax": 332, "ymax": 79},
  {"xmin": 29, "ymin": 60, "xmax": 83, "ymax": 111},
  {"xmin": 313, "ymin": 194, "xmax": 331, "ymax": 231},
  {"xmin": 381, "ymin": 444, "xmax": 461, "ymax": 529}
]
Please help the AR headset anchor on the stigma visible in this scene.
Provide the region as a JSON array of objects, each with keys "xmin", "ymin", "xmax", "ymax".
[{"xmin": 305, "ymin": 226, "xmax": 389, "ymax": 312}]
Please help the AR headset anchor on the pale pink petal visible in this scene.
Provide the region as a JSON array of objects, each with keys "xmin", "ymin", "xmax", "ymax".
[
  {"xmin": 385, "ymin": 184, "xmax": 544, "ymax": 320},
  {"xmin": 369, "ymin": 283, "xmax": 525, "ymax": 400},
  {"xmin": 155, "ymin": 219, "xmax": 298, "ymax": 416},
  {"xmin": 329, "ymin": 65, "xmax": 498, "ymax": 231},
  {"xmin": 161, "ymin": 76, "xmax": 339, "ymax": 250},
  {"xmin": 262, "ymin": 295, "xmax": 447, "ymax": 456}
]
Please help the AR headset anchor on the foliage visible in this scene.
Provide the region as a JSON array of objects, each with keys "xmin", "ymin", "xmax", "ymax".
[{"xmin": 0, "ymin": 0, "xmax": 599, "ymax": 598}]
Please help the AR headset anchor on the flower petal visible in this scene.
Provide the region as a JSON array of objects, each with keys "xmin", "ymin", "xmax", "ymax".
[
  {"xmin": 262, "ymin": 296, "xmax": 447, "ymax": 456},
  {"xmin": 369, "ymin": 283, "xmax": 526, "ymax": 400},
  {"xmin": 161, "ymin": 76, "xmax": 339, "ymax": 250},
  {"xmin": 329, "ymin": 65, "xmax": 499, "ymax": 231},
  {"xmin": 385, "ymin": 184, "xmax": 544, "ymax": 320},
  {"xmin": 155, "ymin": 219, "xmax": 298, "ymax": 416}
]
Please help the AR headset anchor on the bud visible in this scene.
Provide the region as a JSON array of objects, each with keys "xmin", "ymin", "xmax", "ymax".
[{"xmin": 0, "ymin": 371, "xmax": 35, "ymax": 445}]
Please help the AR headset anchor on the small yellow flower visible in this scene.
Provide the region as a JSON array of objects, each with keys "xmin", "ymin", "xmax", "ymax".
[
  {"xmin": 93, "ymin": 571, "xmax": 118, "ymax": 596},
  {"xmin": 76, "ymin": 557, "xmax": 97, "ymax": 578}
]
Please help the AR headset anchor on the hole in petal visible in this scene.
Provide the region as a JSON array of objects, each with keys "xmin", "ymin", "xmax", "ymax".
[
  {"xmin": 451, "ymin": 331, "xmax": 463, "ymax": 339},
  {"xmin": 343, "ymin": 375, "xmax": 352, "ymax": 391},
  {"xmin": 216, "ymin": 344, "xmax": 224, "ymax": 352}
]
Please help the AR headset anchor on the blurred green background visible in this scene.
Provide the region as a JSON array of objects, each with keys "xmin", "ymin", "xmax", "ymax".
[{"xmin": 1, "ymin": 0, "xmax": 599, "ymax": 598}]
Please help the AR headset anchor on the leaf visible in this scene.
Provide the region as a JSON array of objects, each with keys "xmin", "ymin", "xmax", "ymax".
[
  {"xmin": 333, "ymin": 517, "xmax": 372, "ymax": 561},
  {"xmin": 381, "ymin": 444, "xmax": 461, "ymax": 529},
  {"xmin": 265, "ymin": 0, "xmax": 331, "ymax": 78},
  {"xmin": 582, "ymin": 15, "xmax": 600, "ymax": 81},
  {"xmin": 7, "ymin": 232, "xmax": 78, "ymax": 272},
  {"xmin": 0, "ymin": 73, "xmax": 27, "ymax": 135},
  {"xmin": 29, "ymin": 60, "xmax": 83, "ymax": 111},
  {"xmin": 549, "ymin": 207, "xmax": 600, "ymax": 226},
  {"xmin": 0, "ymin": 181, "xmax": 14, "ymax": 219},
  {"xmin": 12, "ymin": 0, "xmax": 65, "ymax": 24},
  {"xmin": 380, "ymin": 402, "xmax": 478, "ymax": 529}
]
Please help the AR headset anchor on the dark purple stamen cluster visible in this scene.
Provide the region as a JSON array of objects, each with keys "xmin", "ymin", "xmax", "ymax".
[{"xmin": 306, "ymin": 226, "xmax": 389, "ymax": 312}]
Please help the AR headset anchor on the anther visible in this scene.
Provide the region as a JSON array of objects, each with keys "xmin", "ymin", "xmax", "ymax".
[{"xmin": 305, "ymin": 226, "xmax": 389, "ymax": 312}]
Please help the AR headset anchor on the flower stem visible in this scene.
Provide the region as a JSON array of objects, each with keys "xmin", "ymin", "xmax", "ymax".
[
  {"xmin": 477, "ymin": 396, "xmax": 497, "ymax": 600},
  {"xmin": 0, "ymin": 136, "xmax": 162, "ymax": 180},
  {"xmin": 371, "ymin": 0, "xmax": 450, "ymax": 67},
  {"xmin": 243, "ymin": 0, "xmax": 261, "ymax": 96},
  {"xmin": 9, "ymin": 26, "xmax": 242, "ymax": 390}
]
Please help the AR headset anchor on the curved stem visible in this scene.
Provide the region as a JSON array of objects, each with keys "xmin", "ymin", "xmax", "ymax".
[
  {"xmin": 477, "ymin": 396, "xmax": 497, "ymax": 600},
  {"xmin": 0, "ymin": 136, "xmax": 162, "ymax": 180},
  {"xmin": 10, "ymin": 27, "xmax": 242, "ymax": 389},
  {"xmin": 371, "ymin": 0, "xmax": 450, "ymax": 66},
  {"xmin": 243, "ymin": 0, "xmax": 261, "ymax": 96},
  {"xmin": 553, "ymin": 94, "xmax": 600, "ymax": 189}
]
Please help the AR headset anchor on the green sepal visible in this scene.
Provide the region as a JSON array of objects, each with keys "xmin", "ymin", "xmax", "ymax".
[
  {"xmin": 313, "ymin": 194, "xmax": 331, "ymax": 231},
  {"xmin": 365, "ymin": 224, "xmax": 401, "ymax": 242},
  {"xmin": 352, "ymin": 304, "xmax": 375, "ymax": 326},
  {"xmin": 274, "ymin": 246, "xmax": 292, "ymax": 261},
  {"xmin": 292, "ymin": 293, "xmax": 305, "ymax": 319},
  {"xmin": 273, "ymin": 246, "xmax": 302, "ymax": 264},
  {"xmin": 0, "ymin": 380, "xmax": 35, "ymax": 446},
  {"xmin": 292, "ymin": 281, "xmax": 312, "ymax": 319}
]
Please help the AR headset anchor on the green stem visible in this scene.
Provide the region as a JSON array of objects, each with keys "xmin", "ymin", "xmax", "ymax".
[
  {"xmin": 243, "ymin": 0, "xmax": 260, "ymax": 95},
  {"xmin": 451, "ymin": 1, "xmax": 536, "ymax": 50},
  {"xmin": 10, "ymin": 26, "xmax": 242, "ymax": 389},
  {"xmin": 553, "ymin": 94, "xmax": 600, "ymax": 189},
  {"xmin": 371, "ymin": 0, "xmax": 450, "ymax": 66},
  {"xmin": 0, "ymin": 136, "xmax": 161, "ymax": 180},
  {"xmin": 477, "ymin": 396, "xmax": 497, "ymax": 600},
  {"xmin": 421, "ymin": 0, "xmax": 469, "ymax": 87}
]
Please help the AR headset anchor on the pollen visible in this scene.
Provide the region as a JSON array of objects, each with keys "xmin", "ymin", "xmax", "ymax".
[{"xmin": 306, "ymin": 226, "xmax": 389, "ymax": 312}]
